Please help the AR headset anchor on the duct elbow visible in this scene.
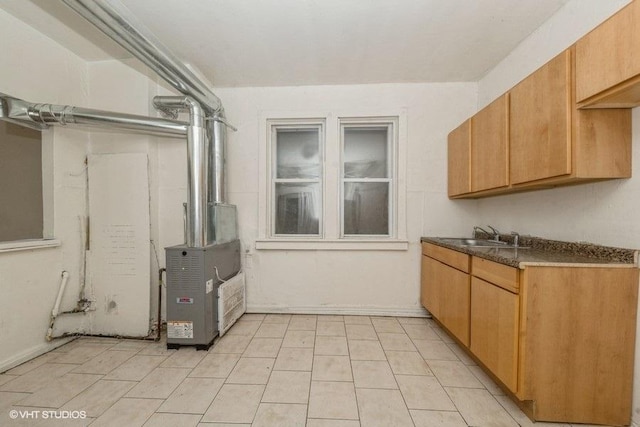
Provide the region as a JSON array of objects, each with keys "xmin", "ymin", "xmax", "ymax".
[
  {"xmin": 153, "ymin": 95, "xmax": 204, "ymax": 127},
  {"xmin": 183, "ymin": 97, "xmax": 205, "ymax": 126}
]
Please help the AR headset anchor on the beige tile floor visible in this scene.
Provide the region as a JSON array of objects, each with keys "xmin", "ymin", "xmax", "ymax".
[{"xmin": 0, "ymin": 314, "xmax": 610, "ymax": 427}]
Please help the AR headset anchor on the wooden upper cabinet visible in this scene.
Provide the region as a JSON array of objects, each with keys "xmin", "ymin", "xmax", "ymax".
[
  {"xmin": 510, "ymin": 50, "xmax": 572, "ymax": 185},
  {"xmin": 576, "ymin": 0, "xmax": 640, "ymax": 107},
  {"xmin": 509, "ymin": 48, "xmax": 631, "ymax": 187},
  {"xmin": 449, "ymin": 42, "xmax": 632, "ymax": 197},
  {"xmin": 471, "ymin": 94, "xmax": 509, "ymax": 192},
  {"xmin": 447, "ymin": 120, "xmax": 471, "ymax": 197}
]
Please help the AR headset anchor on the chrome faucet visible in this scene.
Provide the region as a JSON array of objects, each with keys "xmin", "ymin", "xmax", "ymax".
[
  {"xmin": 511, "ymin": 231, "xmax": 520, "ymax": 248},
  {"xmin": 473, "ymin": 225, "xmax": 500, "ymax": 241},
  {"xmin": 472, "ymin": 226, "xmax": 489, "ymax": 239}
]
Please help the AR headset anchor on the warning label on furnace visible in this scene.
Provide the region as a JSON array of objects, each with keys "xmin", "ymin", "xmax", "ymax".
[{"xmin": 167, "ymin": 321, "xmax": 194, "ymax": 339}]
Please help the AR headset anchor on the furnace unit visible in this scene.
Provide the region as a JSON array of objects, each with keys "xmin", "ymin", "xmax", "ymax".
[{"xmin": 165, "ymin": 238, "xmax": 240, "ymax": 350}]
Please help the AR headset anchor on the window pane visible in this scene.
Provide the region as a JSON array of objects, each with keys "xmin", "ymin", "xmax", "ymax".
[
  {"xmin": 0, "ymin": 121, "xmax": 43, "ymax": 241},
  {"xmin": 343, "ymin": 127, "xmax": 388, "ymax": 178},
  {"xmin": 276, "ymin": 128, "xmax": 320, "ymax": 179},
  {"xmin": 275, "ymin": 182, "xmax": 321, "ymax": 235},
  {"xmin": 343, "ymin": 182, "xmax": 389, "ymax": 235}
]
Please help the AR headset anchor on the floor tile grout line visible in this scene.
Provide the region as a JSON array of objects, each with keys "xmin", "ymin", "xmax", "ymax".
[
  {"xmin": 347, "ymin": 317, "xmax": 362, "ymax": 426},
  {"xmin": 70, "ymin": 339, "xmax": 134, "ymax": 423},
  {"xmin": 291, "ymin": 316, "xmax": 315, "ymax": 427},
  {"xmin": 199, "ymin": 316, "xmax": 263, "ymax": 424},
  {"xmin": 402, "ymin": 321, "xmax": 473, "ymax": 425},
  {"xmin": 6, "ymin": 314, "xmax": 557, "ymax": 427},
  {"xmin": 244, "ymin": 316, "xmax": 267, "ymax": 425},
  {"xmin": 425, "ymin": 321, "xmax": 496, "ymax": 427},
  {"xmin": 373, "ymin": 317, "xmax": 418, "ymax": 426}
]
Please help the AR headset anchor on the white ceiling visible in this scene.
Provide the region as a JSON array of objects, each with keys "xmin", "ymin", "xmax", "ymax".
[{"xmin": 0, "ymin": 0, "xmax": 572, "ymax": 87}]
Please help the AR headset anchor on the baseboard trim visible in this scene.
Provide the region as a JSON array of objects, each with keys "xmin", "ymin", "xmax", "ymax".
[
  {"xmin": 246, "ymin": 305, "xmax": 431, "ymax": 318},
  {"xmin": 1, "ymin": 338, "xmax": 76, "ymax": 373}
]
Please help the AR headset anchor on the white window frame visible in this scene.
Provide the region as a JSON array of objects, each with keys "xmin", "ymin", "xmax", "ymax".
[
  {"xmin": 267, "ymin": 118, "xmax": 325, "ymax": 239},
  {"xmin": 257, "ymin": 110, "xmax": 408, "ymax": 251},
  {"xmin": 339, "ymin": 118, "xmax": 397, "ymax": 239},
  {"xmin": 0, "ymin": 124, "xmax": 59, "ymax": 253}
]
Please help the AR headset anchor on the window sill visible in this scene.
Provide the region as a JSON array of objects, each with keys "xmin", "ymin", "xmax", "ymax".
[
  {"xmin": 0, "ymin": 239, "xmax": 61, "ymax": 254},
  {"xmin": 255, "ymin": 239, "xmax": 409, "ymax": 251}
]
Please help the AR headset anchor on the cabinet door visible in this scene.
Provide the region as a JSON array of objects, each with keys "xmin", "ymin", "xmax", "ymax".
[
  {"xmin": 471, "ymin": 94, "xmax": 509, "ymax": 192},
  {"xmin": 421, "ymin": 256, "xmax": 470, "ymax": 346},
  {"xmin": 510, "ymin": 50, "xmax": 572, "ymax": 185},
  {"xmin": 440, "ymin": 265, "xmax": 470, "ymax": 347},
  {"xmin": 470, "ymin": 277, "xmax": 519, "ymax": 392},
  {"xmin": 447, "ymin": 120, "xmax": 471, "ymax": 197},
  {"xmin": 421, "ymin": 255, "xmax": 439, "ymax": 318},
  {"xmin": 576, "ymin": 1, "xmax": 640, "ymax": 106},
  {"xmin": 519, "ymin": 267, "xmax": 638, "ymax": 424}
]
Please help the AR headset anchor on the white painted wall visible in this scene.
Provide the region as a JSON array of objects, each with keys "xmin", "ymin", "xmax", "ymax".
[
  {"xmin": 86, "ymin": 60, "xmax": 160, "ymax": 337},
  {"xmin": 475, "ymin": 0, "xmax": 640, "ymax": 423},
  {"xmin": 153, "ymin": 83, "xmax": 479, "ymax": 315},
  {"xmin": 0, "ymin": 15, "xmax": 168, "ymax": 370},
  {"xmin": 0, "ymin": 9, "xmax": 89, "ymax": 370},
  {"xmin": 6, "ymin": 5, "xmax": 637, "ymax": 419},
  {"xmin": 478, "ymin": 0, "xmax": 631, "ymax": 109}
]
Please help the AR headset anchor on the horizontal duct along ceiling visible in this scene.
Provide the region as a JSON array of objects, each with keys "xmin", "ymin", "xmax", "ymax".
[
  {"xmin": 62, "ymin": 0, "xmax": 225, "ymax": 117},
  {"xmin": 0, "ymin": 92, "xmax": 188, "ymax": 137},
  {"xmin": 61, "ymin": 0, "xmax": 233, "ymax": 247}
]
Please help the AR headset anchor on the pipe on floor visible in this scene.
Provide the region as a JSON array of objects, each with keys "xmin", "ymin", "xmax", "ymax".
[{"xmin": 46, "ymin": 271, "xmax": 70, "ymax": 341}]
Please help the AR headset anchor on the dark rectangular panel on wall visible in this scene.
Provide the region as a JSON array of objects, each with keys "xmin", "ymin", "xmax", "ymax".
[{"xmin": 0, "ymin": 121, "xmax": 43, "ymax": 241}]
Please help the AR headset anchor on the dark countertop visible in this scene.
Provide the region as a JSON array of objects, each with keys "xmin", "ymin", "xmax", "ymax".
[{"xmin": 421, "ymin": 235, "xmax": 638, "ymax": 269}]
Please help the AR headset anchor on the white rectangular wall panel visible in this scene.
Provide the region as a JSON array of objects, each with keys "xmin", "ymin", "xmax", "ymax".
[{"xmin": 88, "ymin": 153, "xmax": 151, "ymax": 337}]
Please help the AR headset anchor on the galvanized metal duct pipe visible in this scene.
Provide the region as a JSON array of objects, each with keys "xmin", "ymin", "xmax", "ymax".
[
  {"xmin": 209, "ymin": 116, "xmax": 227, "ymax": 204},
  {"xmin": 154, "ymin": 95, "xmax": 209, "ymax": 247},
  {"xmin": 62, "ymin": 0, "xmax": 235, "ymax": 244},
  {"xmin": 0, "ymin": 92, "xmax": 188, "ymax": 137},
  {"xmin": 28, "ymin": 103, "xmax": 188, "ymax": 137},
  {"xmin": 62, "ymin": 0, "xmax": 224, "ymax": 116}
]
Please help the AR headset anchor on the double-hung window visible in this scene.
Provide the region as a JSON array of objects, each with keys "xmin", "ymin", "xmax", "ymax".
[
  {"xmin": 260, "ymin": 113, "xmax": 405, "ymax": 250},
  {"xmin": 270, "ymin": 121, "xmax": 323, "ymax": 237},
  {"xmin": 341, "ymin": 119, "xmax": 395, "ymax": 237}
]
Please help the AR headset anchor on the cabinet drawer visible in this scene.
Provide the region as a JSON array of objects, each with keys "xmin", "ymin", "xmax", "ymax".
[
  {"xmin": 422, "ymin": 242, "xmax": 470, "ymax": 273},
  {"xmin": 472, "ymin": 257, "xmax": 519, "ymax": 293}
]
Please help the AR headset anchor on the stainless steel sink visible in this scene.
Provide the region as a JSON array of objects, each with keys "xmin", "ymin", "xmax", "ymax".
[{"xmin": 438, "ymin": 238, "xmax": 511, "ymax": 248}]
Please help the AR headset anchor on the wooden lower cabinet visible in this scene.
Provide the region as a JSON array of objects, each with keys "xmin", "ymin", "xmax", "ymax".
[
  {"xmin": 421, "ymin": 255, "xmax": 470, "ymax": 346},
  {"xmin": 420, "ymin": 246, "xmax": 639, "ymax": 425},
  {"xmin": 518, "ymin": 266, "xmax": 638, "ymax": 425},
  {"xmin": 470, "ymin": 277, "xmax": 519, "ymax": 393}
]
